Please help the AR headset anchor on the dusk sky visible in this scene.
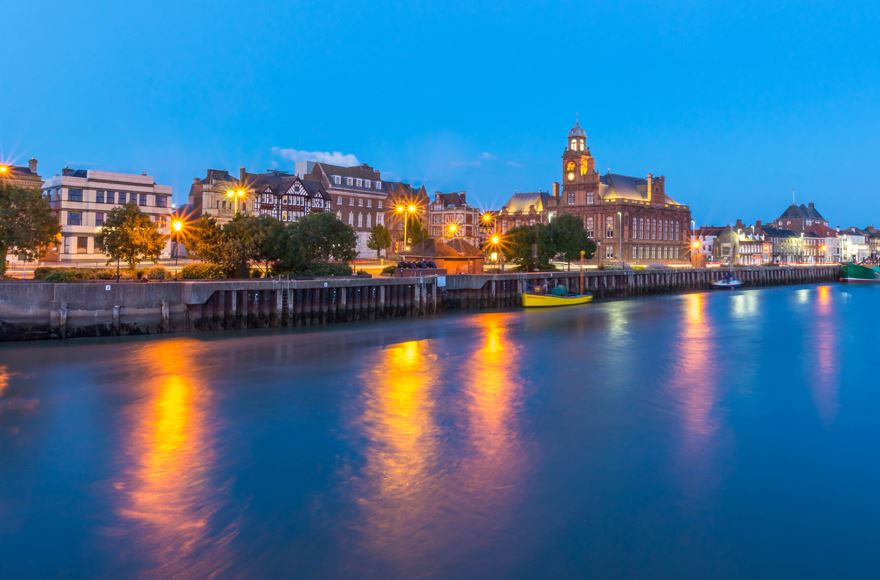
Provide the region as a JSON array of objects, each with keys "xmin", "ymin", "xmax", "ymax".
[{"xmin": 3, "ymin": 0, "xmax": 879, "ymax": 227}]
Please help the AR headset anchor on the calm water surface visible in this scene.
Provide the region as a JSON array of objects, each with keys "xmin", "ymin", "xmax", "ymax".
[{"xmin": 1, "ymin": 284, "xmax": 878, "ymax": 577}]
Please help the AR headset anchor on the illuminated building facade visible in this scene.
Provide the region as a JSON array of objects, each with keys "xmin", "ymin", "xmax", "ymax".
[
  {"xmin": 555, "ymin": 120, "xmax": 692, "ymax": 265},
  {"xmin": 42, "ymin": 168, "xmax": 173, "ymax": 262},
  {"xmin": 427, "ymin": 191, "xmax": 481, "ymax": 247},
  {"xmin": 0, "ymin": 158, "xmax": 42, "ymax": 190}
]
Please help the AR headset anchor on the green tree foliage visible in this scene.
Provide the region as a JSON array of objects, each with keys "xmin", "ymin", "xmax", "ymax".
[
  {"xmin": 186, "ymin": 214, "xmax": 286, "ymax": 278},
  {"xmin": 273, "ymin": 213, "xmax": 357, "ymax": 274},
  {"xmin": 0, "ymin": 185, "xmax": 60, "ymax": 275},
  {"xmin": 366, "ymin": 224, "xmax": 392, "ymax": 259},
  {"xmin": 96, "ymin": 203, "xmax": 166, "ymax": 270},
  {"xmin": 407, "ymin": 217, "xmax": 430, "ymax": 246},
  {"xmin": 186, "ymin": 216, "xmax": 234, "ymax": 275},
  {"xmin": 547, "ymin": 214, "xmax": 596, "ymax": 269}
]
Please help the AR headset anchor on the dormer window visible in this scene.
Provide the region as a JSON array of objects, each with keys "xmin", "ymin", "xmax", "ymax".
[
  {"xmin": 346, "ymin": 177, "xmax": 353, "ymax": 186},
  {"xmin": 375, "ymin": 181, "xmax": 382, "ymax": 190},
  {"xmin": 356, "ymin": 178, "xmax": 363, "ymax": 187},
  {"xmin": 333, "ymin": 175, "xmax": 341, "ymax": 185}
]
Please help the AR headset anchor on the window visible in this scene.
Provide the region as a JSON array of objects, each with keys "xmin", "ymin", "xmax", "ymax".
[
  {"xmin": 96, "ymin": 190, "xmax": 105, "ymax": 204},
  {"xmin": 633, "ymin": 246, "xmax": 638, "ymax": 259},
  {"xmin": 365, "ymin": 179, "xmax": 371, "ymax": 188},
  {"xmin": 349, "ymin": 198, "xmax": 354, "ymax": 206},
  {"xmin": 337, "ymin": 196, "xmax": 342, "ymax": 205},
  {"xmin": 567, "ymin": 193, "xmax": 575, "ymax": 204},
  {"xmin": 336, "ymin": 210, "xmax": 342, "ymax": 220},
  {"xmin": 139, "ymin": 193, "xmax": 148, "ymax": 206},
  {"xmin": 95, "ymin": 211, "xmax": 105, "ymax": 226},
  {"xmin": 67, "ymin": 211, "xmax": 82, "ymax": 226},
  {"xmin": 358, "ymin": 198, "xmax": 363, "ymax": 207},
  {"xmin": 366, "ymin": 213, "xmax": 372, "ymax": 228},
  {"xmin": 334, "ymin": 175, "xmax": 341, "ymax": 185},
  {"xmin": 605, "ymin": 244, "xmax": 614, "ymax": 259},
  {"xmin": 378, "ymin": 200, "xmax": 383, "ymax": 209},
  {"xmin": 585, "ymin": 217, "xmax": 594, "ymax": 238},
  {"xmin": 377, "ymin": 213, "xmax": 384, "ymax": 226},
  {"xmin": 346, "ymin": 177, "xmax": 353, "ymax": 186},
  {"xmin": 376, "ymin": 181, "xmax": 382, "ymax": 190},
  {"xmin": 586, "ymin": 192, "xmax": 594, "ymax": 205},
  {"xmin": 355, "ymin": 178, "xmax": 363, "ymax": 187},
  {"xmin": 632, "ymin": 217, "xmax": 638, "ymax": 239},
  {"xmin": 77, "ymin": 236, "xmax": 88, "ymax": 254},
  {"xmin": 119, "ymin": 192, "xmax": 127, "ymax": 204},
  {"xmin": 68, "ymin": 188, "xmax": 83, "ymax": 202},
  {"xmin": 605, "ymin": 216, "xmax": 614, "ymax": 238},
  {"xmin": 357, "ymin": 213, "xmax": 363, "ymax": 228},
  {"xmin": 366, "ymin": 199, "xmax": 372, "ymax": 208},
  {"xmin": 348, "ymin": 212, "xmax": 353, "ymax": 226},
  {"xmin": 156, "ymin": 195, "xmax": 167, "ymax": 208}
]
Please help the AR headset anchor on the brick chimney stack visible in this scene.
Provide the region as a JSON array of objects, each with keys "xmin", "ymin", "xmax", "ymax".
[
  {"xmin": 239, "ymin": 166, "xmax": 247, "ymax": 183},
  {"xmin": 646, "ymin": 173, "xmax": 653, "ymax": 201},
  {"xmin": 552, "ymin": 182, "xmax": 560, "ymax": 199},
  {"xmin": 28, "ymin": 158, "xmax": 37, "ymax": 174}
]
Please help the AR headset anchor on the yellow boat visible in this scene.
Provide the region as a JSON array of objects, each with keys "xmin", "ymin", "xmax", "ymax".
[{"xmin": 521, "ymin": 292, "xmax": 593, "ymax": 308}]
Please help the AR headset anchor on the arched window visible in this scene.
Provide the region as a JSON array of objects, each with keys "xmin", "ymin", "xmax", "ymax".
[
  {"xmin": 358, "ymin": 213, "xmax": 363, "ymax": 228},
  {"xmin": 348, "ymin": 212, "xmax": 353, "ymax": 226},
  {"xmin": 336, "ymin": 210, "xmax": 342, "ymax": 221},
  {"xmin": 366, "ymin": 213, "xmax": 372, "ymax": 228}
]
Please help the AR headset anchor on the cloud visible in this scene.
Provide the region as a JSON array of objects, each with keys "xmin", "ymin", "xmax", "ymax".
[
  {"xmin": 505, "ymin": 160, "xmax": 524, "ymax": 168},
  {"xmin": 450, "ymin": 151, "xmax": 497, "ymax": 168},
  {"xmin": 271, "ymin": 147, "xmax": 360, "ymax": 167}
]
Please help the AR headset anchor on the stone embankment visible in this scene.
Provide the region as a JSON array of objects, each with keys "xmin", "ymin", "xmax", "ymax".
[{"xmin": 0, "ymin": 266, "xmax": 840, "ymax": 341}]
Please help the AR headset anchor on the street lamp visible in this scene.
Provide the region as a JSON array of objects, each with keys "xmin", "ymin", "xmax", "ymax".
[
  {"xmin": 395, "ymin": 203, "xmax": 419, "ymax": 260},
  {"xmin": 225, "ymin": 187, "xmax": 247, "ymax": 215},
  {"xmin": 171, "ymin": 219, "xmax": 184, "ymax": 266},
  {"xmin": 488, "ymin": 233, "xmax": 504, "ymax": 272},
  {"xmin": 0, "ymin": 165, "xmax": 8, "ymax": 175},
  {"xmin": 446, "ymin": 223, "xmax": 459, "ymax": 238}
]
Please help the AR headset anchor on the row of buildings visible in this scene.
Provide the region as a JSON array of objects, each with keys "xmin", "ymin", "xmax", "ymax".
[{"xmin": 2, "ymin": 119, "xmax": 872, "ymax": 267}]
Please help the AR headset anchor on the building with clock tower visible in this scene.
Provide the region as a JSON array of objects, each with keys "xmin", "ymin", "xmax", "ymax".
[{"xmin": 556, "ymin": 119, "xmax": 692, "ymax": 265}]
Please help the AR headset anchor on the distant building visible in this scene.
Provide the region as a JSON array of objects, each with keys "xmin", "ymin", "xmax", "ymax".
[
  {"xmin": 42, "ymin": 168, "xmax": 173, "ymax": 263},
  {"xmin": 775, "ymin": 201, "xmax": 828, "ymax": 233},
  {"xmin": 427, "ymin": 191, "xmax": 481, "ymax": 247},
  {"xmin": 187, "ymin": 168, "xmax": 251, "ymax": 225},
  {"xmin": 838, "ymin": 227, "xmax": 870, "ymax": 263},
  {"xmin": 0, "ymin": 158, "xmax": 42, "ymax": 190},
  {"xmin": 757, "ymin": 225, "xmax": 801, "ymax": 264},
  {"xmin": 248, "ymin": 171, "xmax": 330, "ymax": 222},
  {"xmin": 496, "ymin": 191, "xmax": 557, "ymax": 231},
  {"xmin": 555, "ymin": 120, "xmax": 692, "ymax": 265},
  {"xmin": 384, "ymin": 181, "xmax": 429, "ymax": 254},
  {"xmin": 301, "ymin": 162, "xmax": 388, "ymax": 256},
  {"xmin": 406, "ymin": 238, "xmax": 484, "ymax": 274},
  {"xmin": 863, "ymin": 226, "xmax": 880, "ymax": 261},
  {"xmin": 693, "ymin": 226, "xmax": 724, "ymax": 264}
]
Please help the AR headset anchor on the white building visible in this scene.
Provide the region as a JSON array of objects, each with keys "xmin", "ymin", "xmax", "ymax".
[
  {"xmin": 42, "ymin": 168, "xmax": 173, "ymax": 263},
  {"xmin": 839, "ymin": 227, "xmax": 870, "ymax": 263}
]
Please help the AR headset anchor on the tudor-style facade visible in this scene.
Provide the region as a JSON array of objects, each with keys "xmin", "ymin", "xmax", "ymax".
[
  {"xmin": 249, "ymin": 171, "xmax": 329, "ymax": 222},
  {"xmin": 556, "ymin": 120, "xmax": 692, "ymax": 265}
]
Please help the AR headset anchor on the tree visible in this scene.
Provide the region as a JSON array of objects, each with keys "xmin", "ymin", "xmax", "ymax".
[
  {"xmin": 96, "ymin": 203, "xmax": 165, "ymax": 270},
  {"xmin": 408, "ymin": 217, "xmax": 430, "ymax": 246},
  {"xmin": 186, "ymin": 216, "xmax": 235, "ymax": 275},
  {"xmin": 223, "ymin": 214, "xmax": 284, "ymax": 277},
  {"xmin": 503, "ymin": 224, "xmax": 555, "ymax": 271},
  {"xmin": 366, "ymin": 224, "xmax": 392, "ymax": 259},
  {"xmin": 547, "ymin": 214, "xmax": 596, "ymax": 270},
  {"xmin": 275, "ymin": 212, "xmax": 357, "ymax": 274},
  {"xmin": 0, "ymin": 185, "xmax": 60, "ymax": 275}
]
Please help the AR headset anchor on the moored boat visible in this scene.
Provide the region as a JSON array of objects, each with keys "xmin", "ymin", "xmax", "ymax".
[
  {"xmin": 840, "ymin": 262, "xmax": 880, "ymax": 282},
  {"xmin": 711, "ymin": 278, "xmax": 743, "ymax": 290},
  {"xmin": 522, "ymin": 292, "xmax": 593, "ymax": 308}
]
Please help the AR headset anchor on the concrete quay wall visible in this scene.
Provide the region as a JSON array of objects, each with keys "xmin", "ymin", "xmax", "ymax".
[{"xmin": 0, "ymin": 266, "xmax": 840, "ymax": 341}]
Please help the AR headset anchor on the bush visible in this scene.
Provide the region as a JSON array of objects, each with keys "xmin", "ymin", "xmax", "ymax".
[
  {"xmin": 34, "ymin": 267, "xmax": 96, "ymax": 282},
  {"xmin": 381, "ymin": 265, "xmax": 397, "ymax": 275},
  {"xmin": 181, "ymin": 262, "xmax": 228, "ymax": 280},
  {"xmin": 250, "ymin": 267, "xmax": 264, "ymax": 279},
  {"xmin": 298, "ymin": 263, "xmax": 353, "ymax": 277},
  {"xmin": 146, "ymin": 265, "xmax": 167, "ymax": 280},
  {"xmin": 355, "ymin": 269, "xmax": 372, "ymax": 278}
]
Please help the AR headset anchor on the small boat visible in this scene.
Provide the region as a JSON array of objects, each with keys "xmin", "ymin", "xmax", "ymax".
[
  {"xmin": 522, "ymin": 291, "xmax": 593, "ymax": 308},
  {"xmin": 711, "ymin": 278, "xmax": 743, "ymax": 290},
  {"xmin": 841, "ymin": 262, "xmax": 880, "ymax": 283}
]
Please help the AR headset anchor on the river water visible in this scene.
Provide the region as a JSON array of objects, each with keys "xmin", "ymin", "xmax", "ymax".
[{"xmin": 0, "ymin": 284, "xmax": 877, "ymax": 577}]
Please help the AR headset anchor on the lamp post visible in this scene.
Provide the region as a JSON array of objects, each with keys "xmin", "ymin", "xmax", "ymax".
[
  {"xmin": 489, "ymin": 233, "xmax": 504, "ymax": 272},
  {"xmin": 226, "ymin": 187, "xmax": 247, "ymax": 215},
  {"xmin": 447, "ymin": 223, "xmax": 459, "ymax": 238},
  {"xmin": 395, "ymin": 203, "xmax": 418, "ymax": 260},
  {"xmin": 171, "ymin": 219, "xmax": 184, "ymax": 267}
]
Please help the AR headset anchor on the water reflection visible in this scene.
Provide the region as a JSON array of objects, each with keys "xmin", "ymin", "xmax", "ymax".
[
  {"xmin": 673, "ymin": 293, "xmax": 718, "ymax": 443},
  {"xmin": 811, "ymin": 285, "xmax": 839, "ymax": 425},
  {"xmin": 113, "ymin": 339, "xmax": 234, "ymax": 576},
  {"xmin": 357, "ymin": 339, "xmax": 440, "ymax": 569}
]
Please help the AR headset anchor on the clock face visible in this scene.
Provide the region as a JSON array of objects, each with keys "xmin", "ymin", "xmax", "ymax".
[{"xmin": 567, "ymin": 172, "xmax": 575, "ymax": 181}]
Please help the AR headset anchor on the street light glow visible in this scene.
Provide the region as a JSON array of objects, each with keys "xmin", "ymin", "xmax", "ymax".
[
  {"xmin": 481, "ymin": 212, "xmax": 493, "ymax": 224},
  {"xmin": 491, "ymin": 234, "xmax": 500, "ymax": 245},
  {"xmin": 172, "ymin": 220, "xmax": 184, "ymax": 232},
  {"xmin": 0, "ymin": 165, "xmax": 8, "ymax": 175},
  {"xmin": 408, "ymin": 204, "xmax": 416, "ymax": 213}
]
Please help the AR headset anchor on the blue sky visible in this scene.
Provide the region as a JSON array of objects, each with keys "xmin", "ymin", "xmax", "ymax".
[{"xmin": 3, "ymin": 0, "xmax": 880, "ymax": 227}]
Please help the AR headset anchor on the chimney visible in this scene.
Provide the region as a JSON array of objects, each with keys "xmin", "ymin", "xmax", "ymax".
[
  {"xmin": 646, "ymin": 173, "xmax": 653, "ymax": 201},
  {"xmin": 28, "ymin": 158, "xmax": 37, "ymax": 174},
  {"xmin": 552, "ymin": 182, "xmax": 560, "ymax": 199},
  {"xmin": 239, "ymin": 166, "xmax": 247, "ymax": 183},
  {"xmin": 460, "ymin": 191, "xmax": 466, "ymax": 203},
  {"xmin": 735, "ymin": 218, "xmax": 744, "ymax": 230},
  {"xmin": 756, "ymin": 219, "xmax": 762, "ymax": 230}
]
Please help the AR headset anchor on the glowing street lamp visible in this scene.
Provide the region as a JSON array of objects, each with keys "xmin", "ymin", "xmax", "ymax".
[
  {"xmin": 170, "ymin": 218, "xmax": 185, "ymax": 266},
  {"xmin": 481, "ymin": 212, "xmax": 494, "ymax": 226},
  {"xmin": 446, "ymin": 223, "xmax": 459, "ymax": 238},
  {"xmin": 395, "ymin": 203, "xmax": 419, "ymax": 259},
  {"xmin": 488, "ymin": 232, "xmax": 504, "ymax": 271},
  {"xmin": 0, "ymin": 165, "xmax": 8, "ymax": 175},
  {"xmin": 225, "ymin": 187, "xmax": 247, "ymax": 215}
]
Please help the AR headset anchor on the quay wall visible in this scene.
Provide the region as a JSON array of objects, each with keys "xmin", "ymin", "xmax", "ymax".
[{"xmin": 0, "ymin": 266, "xmax": 840, "ymax": 341}]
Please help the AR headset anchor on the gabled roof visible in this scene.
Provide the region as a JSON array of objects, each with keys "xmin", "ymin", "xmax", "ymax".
[
  {"xmin": 778, "ymin": 202, "xmax": 826, "ymax": 222},
  {"xmin": 315, "ymin": 162, "xmax": 380, "ymax": 181},
  {"xmin": 434, "ymin": 191, "xmax": 467, "ymax": 208},
  {"xmin": 599, "ymin": 172, "xmax": 681, "ymax": 205},
  {"xmin": 247, "ymin": 171, "xmax": 330, "ymax": 201},
  {"xmin": 760, "ymin": 226, "xmax": 799, "ymax": 239},
  {"xmin": 502, "ymin": 191, "xmax": 555, "ymax": 214}
]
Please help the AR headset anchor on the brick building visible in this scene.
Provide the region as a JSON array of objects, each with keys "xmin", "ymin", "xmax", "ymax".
[
  {"xmin": 384, "ymin": 181, "xmax": 429, "ymax": 255},
  {"xmin": 301, "ymin": 162, "xmax": 388, "ymax": 256},
  {"xmin": 427, "ymin": 191, "xmax": 481, "ymax": 247},
  {"xmin": 0, "ymin": 158, "xmax": 42, "ymax": 190},
  {"xmin": 555, "ymin": 120, "xmax": 692, "ymax": 265}
]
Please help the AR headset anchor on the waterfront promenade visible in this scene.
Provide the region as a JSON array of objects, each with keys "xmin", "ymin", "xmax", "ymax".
[{"xmin": 0, "ymin": 266, "xmax": 839, "ymax": 341}]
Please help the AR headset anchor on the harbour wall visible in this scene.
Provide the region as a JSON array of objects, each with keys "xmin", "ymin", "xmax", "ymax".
[{"xmin": 0, "ymin": 266, "xmax": 840, "ymax": 341}]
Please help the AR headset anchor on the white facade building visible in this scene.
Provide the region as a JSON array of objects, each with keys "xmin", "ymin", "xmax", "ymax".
[{"xmin": 42, "ymin": 168, "xmax": 173, "ymax": 263}]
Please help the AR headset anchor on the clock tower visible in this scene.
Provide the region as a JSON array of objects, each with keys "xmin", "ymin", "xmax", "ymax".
[{"xmin": 561, "ymin": 117, "xmax": 599, "ymax": 206}]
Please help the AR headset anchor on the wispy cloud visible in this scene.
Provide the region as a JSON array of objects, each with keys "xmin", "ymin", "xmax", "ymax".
[
  {"xmin": 271, "ymin": 147, "xmax": 360, "ymax": 167},
  {"xmin": 449, "ymin": 151, "xmax": 498, "ymax": 168}
]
